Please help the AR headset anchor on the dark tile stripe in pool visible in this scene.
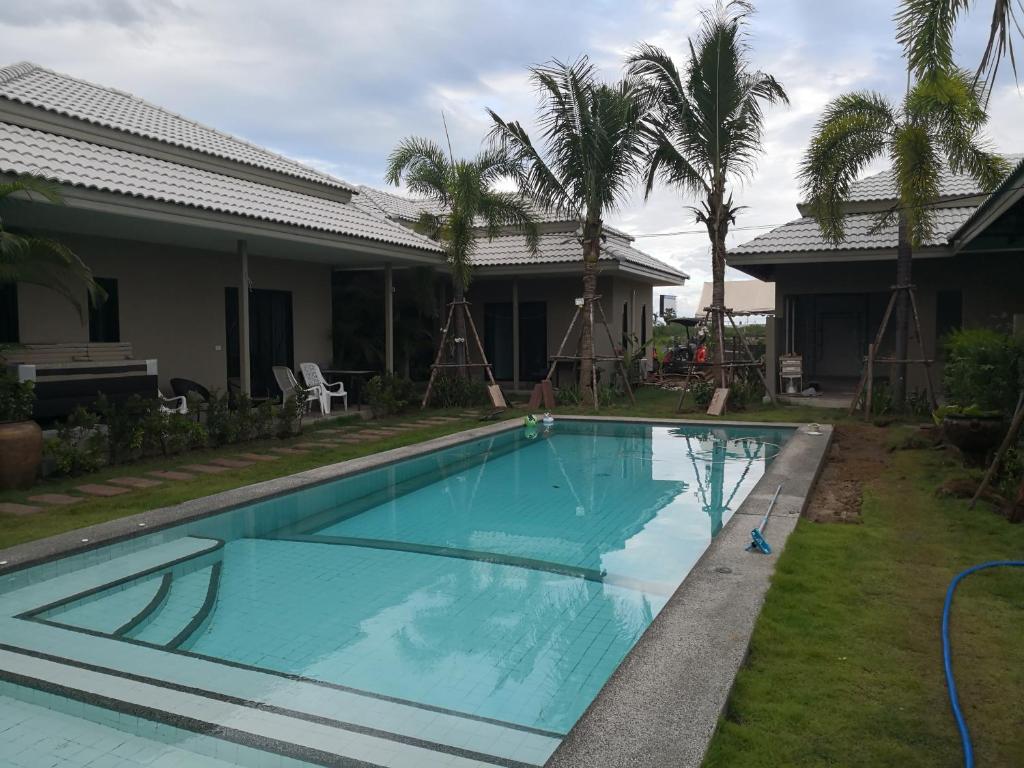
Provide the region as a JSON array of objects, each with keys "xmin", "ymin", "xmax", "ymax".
[
  {"xmin": 168, "ymin": 561, "xmax": 222, "ymax": 649},
  {"xmin": 268, "ymin": 533, "xmax": 607, "ymax": 582},
  {"xmin": 19, "ymin": 538, "xmax": 225, "ymax": 620},
  {"xmin": 0, "ymin": 643, "xmax": 546, "ymax": 768},
  {"xmin": 7, "ymin": 616, "xmax": 567, "ymax": 740},
  {"xmin": 112, "ymin": 572, "xmax": 172, "ymax": 636},
  {"xmin": 0, "ymin": 660, "xmax": 382, "ymax": 768}
]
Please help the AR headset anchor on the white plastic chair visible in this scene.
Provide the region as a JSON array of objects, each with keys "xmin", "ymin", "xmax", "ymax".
[
  {"xmin": 272, "ymin": 366, "xmax": 320, "ymax": 413},
  {"xmin": 300, "ymin": 363, "xmax": 347, "ymax": 414},
  {"xmin": 158, "ymin": 389, "xmax": 188, "ymax": 415}
]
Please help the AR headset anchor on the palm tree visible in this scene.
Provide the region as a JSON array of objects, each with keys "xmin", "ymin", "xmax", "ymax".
[
  {"xmin": 897, "ymin": 0, "xmax": 1022, "ymax": 95},
  {"xmin": 487, "ymin": 57, "xmax": 649, "ymax": 403},
  {"xmin": 385, "ymin": 138, "xmax": 538, "ymax": 375},
  {"xmin": 800, "ymin": 68, "xmax": 1008, "ymax": 407},
  {"xmin": 0, "ymin": 176, "xmax": 101, "ymax": 319},
  {"xmin": 627, "ymin": 0, "xmax": 788, "ymax": 386}
]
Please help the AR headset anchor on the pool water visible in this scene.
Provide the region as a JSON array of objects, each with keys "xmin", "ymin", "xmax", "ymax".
[{"xmin": 0, "ymin": 420, "xmax": 789, "ymax": 767}]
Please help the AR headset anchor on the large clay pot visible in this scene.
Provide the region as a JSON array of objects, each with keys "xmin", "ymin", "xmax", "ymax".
[
  {"xmin": 942, "ymin": 414, "xmax": 1007, "ymax": 467},
  {"xmin": 0, "ymin": 420, "xmax": 43, "ymax": 490}
]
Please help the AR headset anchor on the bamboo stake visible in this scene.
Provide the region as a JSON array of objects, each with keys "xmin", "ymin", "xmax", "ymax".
[
  {"xmin": 864, "ymin": 343, "xmax": 875, "ymax": 421},
  {"xmin": 907, "ymin": 287, "xmax": 938, "ymax": 410},
  {"xmin": 970, "ymin": 391, "xmax": 1024, "ymax": 510},
  {"xmin": 595, "ymin": 300, "xmax": 635, "ymax": 404},
  {"xmin": 850, "ymin": 290, "xmax": 898, "ymax": 416},
  {"xmin": 421, "ymin": 301, "xmax": 457, "ymax": 408},
  {"xmin": 546, "ymin": 306, "xmax": 581, "ymax": 382}
]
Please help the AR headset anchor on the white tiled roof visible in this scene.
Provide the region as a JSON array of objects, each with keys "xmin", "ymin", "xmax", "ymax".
[
  {"xmin": 358, "ymin": 185, "xmax": 685, "ymax": 280},
  {"xmin": 0, "ymin": 62, "xmax": 357, "ymax": 192},
  {"xmin": 845, "ymin": 167, "xmax": 987, "ymax": 203},
  {"xmin": 0, "ymin": 121, "xmax": 440, "ymax": 252},
  {"xmin": 471, "ymin": 231, "xmax": 688, "ymax": 281},
  {"xmin": 732, "ymin": 206, "xmax": 975, "ymax": 255}
]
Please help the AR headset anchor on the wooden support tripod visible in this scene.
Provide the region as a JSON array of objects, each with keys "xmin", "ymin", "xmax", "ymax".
[
  {"xmin": 675, "ymin": 306, "xmax": 775, "ymax": 413},
  {"xmin": 544, "ymin": 295, "xmax": 635, "ymax": 411},
  {"xmin": 848, "ymin": 283, "xmax": 937, "ymax": 418},
  {"xmin": 421, "ymin": 300, "xmax": 499, "ymax": 408}
]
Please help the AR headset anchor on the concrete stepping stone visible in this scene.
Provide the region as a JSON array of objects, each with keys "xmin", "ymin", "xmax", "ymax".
[
  {"xmin": 0, "ymin": 502, "xmax": 43, "ymax": 516},
  {"xmin": 270, "ymin": 447, "xmax": 309, "ymax": 455},
  {"xmin": 294, "ymin": 441, "xmax": 333, "ymax": 449},
  {"xmin": 148, "ymin": 470, "xmax": 195, "ymax": 482},
  {"xmin": 28, "ymin": 493, "xmax": 82, "ymax": 506},
  {"xmin": 210, "ymin": 457, "xmax": 255, "ymax": 468},
  {"xmin": 108, "ymin": 477, "xmax": 163, "ymax": 489},
  {"xmin": 335, "ymin": 436, "xmax": 367, "ymax": 444},
  {"xmin": 76, "ymin": 484, "xmax": 130, "ymax": 497},
  {"xmin": 236, "ymin": 453, "xmax": 278, "ymax": 462},
  {"xmin": 180, "ymin": 464, "xmax": 229, "ymax": 475}
]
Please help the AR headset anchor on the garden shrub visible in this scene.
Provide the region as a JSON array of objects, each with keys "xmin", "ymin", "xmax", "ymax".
[
  {"xmin": 366, "ymin": 373, "xmax": 415, "ymax": 416},
  {"xmin": 428, "ymin": 374, "xmax": 486, "ymax": 409},
  {"xmin": 943, "ymin": 328, "xmax": 1024, "ymax": 414},
  {"xmin": 204, "ymin": 390, "xmax": 238, "ymax": 447},
  {"xmin": 95, "ymin": 394, "xmax": 153, "ymax": 464},
  {"xmin": 276, "ymin": 394, "xmax": 304, "ymax": 437},
  {"xmin": 556, "ymin": 384, "xmax": 582, "ymax": 407},
  {"xmin": 691, "ymin": 378, "xmax": 715, "ymax": 407},
  {"xmin": 141, "ymin": 411, "xmax": 207, "ymax": 456},
  {"xmin": 44, "ymin": 406, "xmax": 107, "ymax": 475},
  {"xmin": 0, "ymin": 372, "xmax": 34, "ymax": 422}
]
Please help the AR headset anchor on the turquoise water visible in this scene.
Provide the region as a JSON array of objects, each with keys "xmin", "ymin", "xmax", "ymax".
[{"xmin": 3, "ymin": 420, "xmax": 789, "ymax": 763}]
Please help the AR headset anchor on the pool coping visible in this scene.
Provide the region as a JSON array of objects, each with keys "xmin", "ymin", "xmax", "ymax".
[{"xmin": 0, "ymin": 414, "xmax": 831, "ymax": 768}]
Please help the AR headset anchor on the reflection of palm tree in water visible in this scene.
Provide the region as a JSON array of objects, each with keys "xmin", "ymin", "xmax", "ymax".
[{"xmin": 685, "ymin": 430, "xmax": 765, "ymax": 538}]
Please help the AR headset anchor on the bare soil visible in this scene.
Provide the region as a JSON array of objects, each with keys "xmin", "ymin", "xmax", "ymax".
[{"xmin": 804, "ymin": 423, "xmax": 890, "ymax": 523}]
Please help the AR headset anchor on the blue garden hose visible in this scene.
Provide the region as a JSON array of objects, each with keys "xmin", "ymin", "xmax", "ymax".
[{"xmin": 942, "ymin": 560, "xmax": 1024, "ymax": 767}]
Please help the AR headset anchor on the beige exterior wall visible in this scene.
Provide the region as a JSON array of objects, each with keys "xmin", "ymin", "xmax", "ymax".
[{"xmin": 14, "ymin": 234, "xmax": 333, "ymax": 391}]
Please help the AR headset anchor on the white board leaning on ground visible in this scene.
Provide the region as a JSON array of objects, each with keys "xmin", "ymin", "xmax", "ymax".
[{"xmin": 695, "ymin": 280, "xmax": 776, "ymax": 317}]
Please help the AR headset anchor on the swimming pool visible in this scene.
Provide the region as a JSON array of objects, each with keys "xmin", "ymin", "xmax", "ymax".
[{"xmin": 0, "ymin": 418, "xmax": 791, "ymax": 767}]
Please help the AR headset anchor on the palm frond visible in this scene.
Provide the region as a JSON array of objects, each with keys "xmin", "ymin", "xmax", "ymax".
[
  {"xmin": 799, "ymin": 91, "xmax": 898, "ymax": 244},
  {"xmin": 384, "ymin": 137, "xmax": 451, "ymax": 203}
]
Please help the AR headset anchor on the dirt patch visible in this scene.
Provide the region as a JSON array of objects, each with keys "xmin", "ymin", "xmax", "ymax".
[{"xmin": 804, "ymin": 424, "xmax": 890, "ymax": 523}]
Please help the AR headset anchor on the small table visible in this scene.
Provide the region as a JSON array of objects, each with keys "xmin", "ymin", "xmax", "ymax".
[{"xmin": 322, "ymin": 369, "xmax": 377, "ymax": 408}]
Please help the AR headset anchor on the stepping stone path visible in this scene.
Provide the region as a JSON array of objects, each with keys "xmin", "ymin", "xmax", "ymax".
[
  {"xmin": 270, "ymin": 447, "xmax": 309, "ymax": 455},
  {"xmin": 180, "ymin": 464, "xmax": 229, "ymax": 475},
  {"xmin": 0, "ymin": 502, "xmax": 43, "ymax": 516},
  {"xmin": 148, "ymin": 470, "xmax": 195, "ymax": 482},
  {"xmin": 28, "ymin": 493, "xmax": 81, "ymax": 506},
  {"xmin": 210, "ymin": 458, "xmax": 255, "ymax": 468},
  {"xmin": 76, "ymin": 484, "xmax": 130, "ymax": 497},
  {"xmin": 109, "ymin": 477, "xmax": 163, "ymax": 489},
  {"xmin": 236, "ymin": 453, "xmax": 278, "ymax": 462}
]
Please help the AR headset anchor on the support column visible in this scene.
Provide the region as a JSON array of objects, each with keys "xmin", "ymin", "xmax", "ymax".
[
  {"xmin": 512, "ymin": 277, "xmax": 520, "ymax": 391},
  {"xmin": 238, "ymin": 240, "xmax": 251, "ymax": 396},
  {"xmin": 384, "ymin": 263, "xmax": 394, "ymax": 374}
]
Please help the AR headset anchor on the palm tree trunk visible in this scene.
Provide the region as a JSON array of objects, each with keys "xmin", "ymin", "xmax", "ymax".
[
  {"xmin": 453, "ymin": 278, "xmax": 468, "ymax": 378},
  {"xmin": 579, "ymin": 221, "xmax": 601, "ymax": 405},
  {"xmin": 893, "ymin": 214, "xmax": 912, "ymax": 408},
  {"xmin": 708, "ymin": 193, "xmax": 728, "ymax": 389}
]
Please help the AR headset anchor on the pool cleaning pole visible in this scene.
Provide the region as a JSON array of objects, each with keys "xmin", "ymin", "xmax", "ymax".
[{"xmin": 748, "ymin": 483, "xmax": 783, "ymax": 555}]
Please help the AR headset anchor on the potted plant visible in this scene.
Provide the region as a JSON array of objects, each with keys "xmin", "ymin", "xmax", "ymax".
[
  {"xmin": 938, "ymin": 329, "xmax": 1023, "ymax": 467},
  {"xmin": 0, "ymin": 371, "xmax": 41, "ymax": 489}
]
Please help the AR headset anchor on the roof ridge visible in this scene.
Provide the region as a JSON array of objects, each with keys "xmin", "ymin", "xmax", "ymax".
[
  {"xmin": 0, "ymin": 61, "xmax": 357, "ymax": 192},
  {"xmin": 0, "ymin": 61, "xmax": 38, "ymax": 86}
]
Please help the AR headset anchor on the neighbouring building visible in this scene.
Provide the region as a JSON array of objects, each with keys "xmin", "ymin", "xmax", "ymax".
[{"xmin": 728, "ymin": 158, "xmax": 1024, "ymax": 397}]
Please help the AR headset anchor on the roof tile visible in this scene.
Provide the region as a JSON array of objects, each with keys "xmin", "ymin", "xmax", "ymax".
[
  {"xmin": 0, "ymin": 121, "xmax": 440, "ymax": 251},
  {"xmin": 0, "ymin": 62, "xmax": 356, "ymax": 192}
]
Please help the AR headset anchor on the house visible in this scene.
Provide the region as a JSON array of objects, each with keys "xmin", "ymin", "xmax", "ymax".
[
  {"xmin": 728, "ymin": 158, "xmax": 1024, "ymax": 397},
  {"xmin": 0, "ymin": 62, "xmax": 686, "ymax": 416}
]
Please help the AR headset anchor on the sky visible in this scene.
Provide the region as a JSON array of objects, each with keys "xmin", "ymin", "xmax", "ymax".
[{"xmin": 2, "ymin": 0, "xmax": 1022, "ymax": 314}]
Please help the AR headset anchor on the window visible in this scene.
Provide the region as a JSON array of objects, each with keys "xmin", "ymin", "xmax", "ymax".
[
  {"xmin": 621, "ymin": 302, "xmax": 629, "ymax": 348},
  {"xmin": 640, "ymin": 304, "xmax": 647, "ymax": 346},
  {"xmin": 0, "ymin": 283, "xmax": 18, "ymax": 344},
  {"xmin": 935, "ymin": 289, "xmax": 963, "ymax": 344},
  {"xmin": 89, "ymin": 277, "xmax": 120, "ymax": 343}
]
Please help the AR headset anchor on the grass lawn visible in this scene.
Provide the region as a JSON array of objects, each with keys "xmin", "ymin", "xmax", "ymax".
[{"xmin": 703, "ymin": 430, "xmax": 1024, "ymax": 767}]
